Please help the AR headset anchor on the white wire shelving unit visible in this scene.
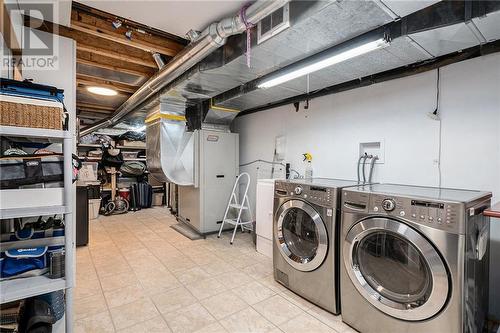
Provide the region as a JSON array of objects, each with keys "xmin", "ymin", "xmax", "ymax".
[{"xmin": 0, "ymin": 125, "xmax": 75, "ymax": 332}]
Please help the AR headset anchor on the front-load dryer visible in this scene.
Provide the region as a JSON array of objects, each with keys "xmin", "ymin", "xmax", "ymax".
[
  {"xmin": 340, "ymin": 184, "xmax": 491, "ymax": 333},
  {"xmin": 273, "ymin": 178, "xmax": 363, "ymax": 314}
]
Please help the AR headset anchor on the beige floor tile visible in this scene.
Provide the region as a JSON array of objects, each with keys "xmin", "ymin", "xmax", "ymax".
[
  {"xmin": 74, "ymin": 277, "xmax": 102, "ymax": 300},
  {"xmin": 117, "ymin": 315, "xmax": 171, "ymax": 333},
  {"xmin": 94, "ymin": 260, "xmax": 131, "ymax": 278},
  {"xmin": 184, "ymin": 277, "xmax": 227, "ymax": 300},
  {"xmin": 193, "ymin": 322, "xmax": 228, "ymax": 333},
  {"xmin": 279, "ymin": 313, "xmax": 337, "ymax": 333},
  {"xmin": 174, "ymin": 266, "xmax": 212, "ymax": 285},
  {"xmin": 253, "ymin": 295, "xmax": 303, "ymax": 326},
  {"xmin": 279, "ymin": 289, "xmax": 315, "ymax": 310},
  {"xmin": 199, "ymin": 259, "xmax": 236, "ymax": 276},
  {"xmin": 74, "ymin": 293, "xmax": 108, "ymax": 320},
  {"xmin": 151, "ymin": 286, "xmax": 197, "ymax": 314},
  {"xmin": 200, "ymin": 291, "xmax": 248, "ymax": 320},
  {"xmin": 242, "ymin": 262, "xmax": 273, "ymax": 280},
  {"xmin": 307, "ymin": 305, "xmax": 344, "ymax": 331},
  {"xmin": 136, "ymin": 269, "xmax": 181, "ymax": 294},
  {"xmin": 189, "ymin": 253, "xmax": 220, "ymax": 265},
  {"xmin": 162, "ymin": 303, "xmax": 216, "ymax": 333},
  {"xmin": 99, "ymin": 271, "xmax": 139, "ymax": 292},
  {"xmin": 109, "ymin": 298, "xmax": 159, "ymax": 330},
  {"xmin": 76, "ymin": 208, "xmax": 350, "ymax": 333},
  {"xmin": 219, "ymin": 307, "xmax": 277, "ymax": 333},
  {"xmin": 232, "ymin": 280, "xmax": 276, "ymax": 305},
  {"xmin": 216, "ymin": 270, "xmax": 254, "ymax": 289},
  {"xmin": 74, "ymin": 311, "xmax": 115, "ymax": 333},
  {"xmin": 104, "ymin": 283, "xmax": 146, "ymax": 309},
  {"xmin": 257, "ymin": 274, "xmax": 287, "ymax": 293},
  {"xmin": 161, "ymin": 256, "xmax": 198, "ymax": 273},
  {"xmin": 223, "ymin": 254, "xmax": 258, "ymax": 269}
]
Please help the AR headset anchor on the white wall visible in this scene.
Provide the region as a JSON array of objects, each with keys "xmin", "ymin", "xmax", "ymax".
[{"xmin": 234, "ymin": 52, "xmax": 500, "ymax": 318}]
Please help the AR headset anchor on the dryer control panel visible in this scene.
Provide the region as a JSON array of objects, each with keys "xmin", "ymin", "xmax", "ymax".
[
  {"xmin": 275, "ymin": 181, "xmax": 334, "ymax": 207},
  {"xmin": 368, "ymin": 194, "xmax": 464, "ymax": 233}
]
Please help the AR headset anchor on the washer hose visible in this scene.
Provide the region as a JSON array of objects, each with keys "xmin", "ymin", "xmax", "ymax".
[
  {"xmin": 361, "ymin": 154, "xmax": 370, "ymax": 183},
  {"xmin": 357, "ymin": 155, "xmax": 365, "ymax": 182},
  {"xmin": 368, "ymin": 156, "xmax": 378, "ymax": 183}
]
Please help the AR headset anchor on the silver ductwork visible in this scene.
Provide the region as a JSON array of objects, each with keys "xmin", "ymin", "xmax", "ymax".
[{"xmin": 80, "ymin": 0, "xmax": 291, "ymax": 137}]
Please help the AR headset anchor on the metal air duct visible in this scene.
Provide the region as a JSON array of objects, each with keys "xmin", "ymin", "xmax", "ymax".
[{"xmin": 80, "ymin": 0, "xmax": 291, "ymax": 136}]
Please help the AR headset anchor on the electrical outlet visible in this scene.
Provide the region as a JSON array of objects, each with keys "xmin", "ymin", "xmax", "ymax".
[{"xmin": 359, "ymin": 140, "xmax": 385, "ymax": 164}]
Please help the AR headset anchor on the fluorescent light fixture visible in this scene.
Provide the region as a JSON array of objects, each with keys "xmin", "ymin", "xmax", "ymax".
[
  {"xmin": 258, "ymin": 38, "xmax": 390, "ymax": 89},
  {"xmin": 87, "ymin": 86, "xmax": 118, "ymax": 96}
]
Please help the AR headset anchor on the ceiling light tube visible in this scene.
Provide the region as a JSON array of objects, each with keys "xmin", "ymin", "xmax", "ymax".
[
  {"xmin": 258, "ymin": 33, "xmax": 390, "ymax": 89},
  {"xmin": 87, "ymin": 86, "xmax": 118, "ymax": 96}
]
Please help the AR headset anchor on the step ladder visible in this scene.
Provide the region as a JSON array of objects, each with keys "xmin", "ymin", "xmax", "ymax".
[{"xmin": 218, "ymin": 172, "xmax": 254, "ymax": 244}]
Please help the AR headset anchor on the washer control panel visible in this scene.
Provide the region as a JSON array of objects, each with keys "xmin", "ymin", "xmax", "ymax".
[
  {"xmin": 275, "ymin": 181, "xmax": 334, "ymax": 207},
  {"xmin": 368, "ymin": 195, "xmax": 463, "ymax": 233}
]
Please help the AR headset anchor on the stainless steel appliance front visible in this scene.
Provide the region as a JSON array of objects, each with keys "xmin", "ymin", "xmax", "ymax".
[
  {"xmin": 340, "ymin": 184, "xmax": 491, "ymax": 333},
  {"xmin": 273, "ymin": 178, "xmax": 363, "ymax": 314}
]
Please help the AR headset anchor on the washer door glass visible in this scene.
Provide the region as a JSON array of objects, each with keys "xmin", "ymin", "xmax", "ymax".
[
  {"xmin": 276, "ymin": 200, "xmax": 328, "ymax": 272},
  {"xmin": 344, "ymin": 217, "xmax": 449, "ymax": 321},
  {"xmin": 282, "ymin": 208, "xmax": 318, "ymax": 259},
  {"xmin": 356, "ymin": 232, "xmax": 431, "ymax": 304}
]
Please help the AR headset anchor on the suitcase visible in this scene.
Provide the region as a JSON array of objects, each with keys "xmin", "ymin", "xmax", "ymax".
[
  {"xmin": 1, "ymin": 78, "xmax": 64, "ymax": 102},
  {"xmin": 138, "ymin": 182, "xmax": 153, "ymax": 208}
]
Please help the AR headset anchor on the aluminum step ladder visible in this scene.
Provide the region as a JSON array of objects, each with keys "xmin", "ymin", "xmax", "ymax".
[{"xmin": 218, "ymin": 172, "xmax": 254, "ymax": 244}]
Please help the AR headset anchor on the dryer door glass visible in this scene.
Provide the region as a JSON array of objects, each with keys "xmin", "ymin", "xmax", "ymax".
[
  {"xmin": 276, "ymin": 200, "xmax": 328, "ymax": 272},
  {"xmin": 344, "ymin": 217, "xmax": 449, "ymax": 321}
]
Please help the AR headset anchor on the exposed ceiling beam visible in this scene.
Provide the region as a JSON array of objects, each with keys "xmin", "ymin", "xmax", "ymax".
[
  {"xmin": 24, "ymin": 15, "xmax": 159, "ymax": 68},
  {"xmin": 76, "ymin": 43, "xmax": 157, "ymax": 68},
  {"xmin": 77, "ymin": 74, "xmax": 138, "ymax": 94},
  {"xmin": 71, "ymin": 10, "xmax": 184, "ymax": 57},
  {"xmin": 76, "ymin": 102, "xmax": 116, "ymax": 112},
  {"xmin": 78, "ymin": 111, "xmax": 108, "ymax": 120},
  {"xmin": 72, "ymin": 2, "xmax": 188, "ymax": 44},
  {"xmin": 1, "ymin": 0, "xmax": 22, "ymax": 79},
  {"xmin": 76, "ymin": 57, "xmax": 153, "ymax": 77},
  {"xmin": 1, "ymin": 0, "xmax": 21, "ymax": 51},
  {"xmin": 76, "ymin": 70, "xmax": 141, "ymax": 86}
]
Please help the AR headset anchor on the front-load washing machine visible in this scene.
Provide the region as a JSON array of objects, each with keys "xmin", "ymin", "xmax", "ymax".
[
  {"xmin": 273, "ymin": 178, "xmax": 363, "ymax": 314},
  {"xmin": 340, "ymin": 184, "xmax": 491, "ymax": 333}
]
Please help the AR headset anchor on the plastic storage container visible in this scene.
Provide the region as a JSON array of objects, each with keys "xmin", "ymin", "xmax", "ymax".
[{"xmin": 88, "ymin": 199, "xmax": 101, "ymax": 220}]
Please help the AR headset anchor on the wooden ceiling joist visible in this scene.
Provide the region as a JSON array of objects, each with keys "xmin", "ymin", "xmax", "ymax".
[
  {"xmin": 24, "ymin": 16, "xmax": 159, "ymax": 68},
  {"xmin": 77, "ymin": 43, "xmax": 157, "ymax": 68},
  {"xmin": 71, "ymin": 11, "xmax": 184, "ymax": 57},
  {"xmin": 77, "ymin": 74, "xmax": 138, "ymax": 94},
  {"xmin": 76, "ymin": 102, "xmax": 116, "ymax": 113},
  {"xmin": 23, "ymin": 3, "xmax": 188, "ymax": 128},
  {"xmin": 76, "ymin": 57, "xmax": 154, "ymax": 78},
  {"xmin": 78, "ymin": 111, "xmax": 108, "ymax": 120}
]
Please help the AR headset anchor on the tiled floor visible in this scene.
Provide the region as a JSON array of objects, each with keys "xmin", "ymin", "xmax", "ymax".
[{"xmin": 74, "ymin": 207, "xmax": 357, "ymax": 333}]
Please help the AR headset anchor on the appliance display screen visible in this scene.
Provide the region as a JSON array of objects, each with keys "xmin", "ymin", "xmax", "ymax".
[
  {"xmin": 310, "ymin": 186, "xmax": 327, "ymax": 192},
  {"xmin": 411, "ymin": 200, "xmax": 444, "ymax": 209}
]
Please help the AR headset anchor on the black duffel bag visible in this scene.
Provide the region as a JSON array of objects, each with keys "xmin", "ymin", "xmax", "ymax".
[
  {"xmin": 102, "ymin": 147, "xmax": 124, "ymax": 168},
  {"xmin": 0, "ymin": 154, "xmax": 63, "ymax": 189}
]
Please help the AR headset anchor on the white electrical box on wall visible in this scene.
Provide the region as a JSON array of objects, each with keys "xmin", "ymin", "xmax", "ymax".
[{"xmin": 359, "ymin": 140, "xmax": 385, "ymax": 164}]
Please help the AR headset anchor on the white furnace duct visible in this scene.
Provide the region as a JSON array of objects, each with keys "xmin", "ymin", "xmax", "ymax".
[{"xmin": 146, "ymin": 103, "xmax": 239, "ymax": 234}]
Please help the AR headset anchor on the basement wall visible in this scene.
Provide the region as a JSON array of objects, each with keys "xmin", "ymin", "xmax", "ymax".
[{"xmin": 234, "ymin": 52, "xmax": 500, "ymax": 318}]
